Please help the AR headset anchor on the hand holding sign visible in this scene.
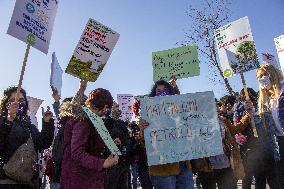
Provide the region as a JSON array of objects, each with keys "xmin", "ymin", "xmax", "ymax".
[{"xmin": 103, "ymin": 155, "xmax": 119, "ymax": 169}]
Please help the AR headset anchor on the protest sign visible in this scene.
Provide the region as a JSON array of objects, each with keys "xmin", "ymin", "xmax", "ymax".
[
  {"xmin": 82, "ymin": 106, "xmax": 121, "ymax": 155},
  {"xmin": 117, "ymin": 94, "xmax": 135, "ymax": 121},
  {"xmin": 274, "ymin": 35, "xmax": 284, "ymax": 73},
  {"xmin": 140, "ymin": 91, "xmax": 223, "ymax": 166},
  {"xmin": 27, "ymin": 96, "xmax": 43, "ymax": 127},
  {"xmin": 66, "ymin": 18, "xmax": 120, "ymax": 82},
  {"xmin": 152, "ymin": 45, "xmax": 200, "ymax": 82},
  {"xmin": 261, "ymin": 53, "xmax": 279, "ymax": 68},
  {"xmin": 50, "ymin": 52, "xmax": 63, "ymax": 96},
  {"xmin": 214, "ymin": 16, "xmax": 259, "ymax": 78},
  {"xmin": 7, "ymin": 0, "xmax": 58, "ymax": 54}
]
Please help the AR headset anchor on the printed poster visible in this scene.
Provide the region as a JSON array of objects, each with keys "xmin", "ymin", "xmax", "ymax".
[
  {"xmin": 66, "ymin": 18, "xmax": 120, "ymax": 82},
  {"xmin": 117, "ymin": 94, "xmax": 135, "ymax": 121},
  {"xmin": 7, "ymin": 0, "xmax": 58, "ymax": 54},
  {"xmin": 274, "ymin": 35, "xmax": 284, "ymax": 73},
  {"xmin": 214, "ymin": 16, "xmax": 259, "ymax": 78}
]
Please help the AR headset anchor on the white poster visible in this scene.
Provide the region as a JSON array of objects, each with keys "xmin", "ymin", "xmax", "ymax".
[
  {"xmin": 66, "ymin": 18, "xmax": 120, "ymax": 82},
  {"xmin": 27, "ymin": 96, "xmax": 44, "ymax": 127},
  {"xmin": 117, "ymin": 94, "xmax": 135, "ymax": 121},
  {"xmin": 214, "ymin": 16, "xmax": 259, "ymax": 78},
  {"xmin": 274, "ymin": 35, "xmax": 284, "ymax": 73},
  {"xmin": 7, "ymin": 0, "xmax": 58, "ymax": 54},
  {"xmin": 50, "ymin": 52, "xmax": 63, "ymax": 96}
]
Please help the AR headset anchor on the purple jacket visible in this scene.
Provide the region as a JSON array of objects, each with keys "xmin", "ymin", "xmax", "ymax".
[{"xmin": 60, "ymin": 117, "xmax": 106, "ymax": 189}]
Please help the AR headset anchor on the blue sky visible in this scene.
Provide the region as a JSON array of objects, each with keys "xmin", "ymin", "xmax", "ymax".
[{"xmin": 0, "ymin": 0, "xmax": 284, "ymax": 127}]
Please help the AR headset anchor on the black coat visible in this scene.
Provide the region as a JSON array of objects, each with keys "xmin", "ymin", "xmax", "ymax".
[{"xmin": 0, "ymin": 115, "xmax": 55, "ymax": 180}]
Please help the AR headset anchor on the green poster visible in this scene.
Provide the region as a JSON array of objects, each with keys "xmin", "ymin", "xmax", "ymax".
[
  {"xmin": 152, "ymin": 45, "xmax": 200, "ymax": 82},
  {"xmin": 82, "ymin": 106, "xmax": 121, "ymax": 155}
]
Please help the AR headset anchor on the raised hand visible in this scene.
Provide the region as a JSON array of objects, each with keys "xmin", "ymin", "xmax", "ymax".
[{"xmin": 42, "ymin": 106, "xmax": 53, "ymax": 123}]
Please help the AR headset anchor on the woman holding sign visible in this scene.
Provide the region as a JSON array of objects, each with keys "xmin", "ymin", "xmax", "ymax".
[
  {"xmin": 60, "ymin": 88, "xmax": 119, "ymax": 189},
  {"xmin": 138, "ymin": 79, "xmax": 194, "ymax": 189},
  {"xmin": 256, "ymin": 64, "xmax": 284, "ymax": 187},
  {"xmin": 0, "ymin": 87, "xmax": 54, "ymax": 189}
]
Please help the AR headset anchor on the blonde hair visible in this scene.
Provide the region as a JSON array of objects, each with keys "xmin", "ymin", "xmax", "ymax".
[{"xmin": 257, "ymin": 64, "xmax": 283, "ymax": 115}]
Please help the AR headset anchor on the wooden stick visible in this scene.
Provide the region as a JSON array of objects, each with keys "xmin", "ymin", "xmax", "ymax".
[
  {"xmin": 240, "ymin": 72, "xmax": 258, "ymax": 137},
  {"xmin": 15, "ymin": 44, "xmax": 31, "ymax": 102}
]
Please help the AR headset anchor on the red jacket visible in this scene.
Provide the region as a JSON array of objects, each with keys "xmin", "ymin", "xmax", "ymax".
[{"xmin": 60, "ymin": 117, "xmax": 106, "ymax": 189}]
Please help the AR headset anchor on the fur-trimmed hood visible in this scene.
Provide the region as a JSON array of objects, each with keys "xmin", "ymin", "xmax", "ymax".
[{"xmin": 59, "ymin": 101, "xmax": 88, "ymax": 120}]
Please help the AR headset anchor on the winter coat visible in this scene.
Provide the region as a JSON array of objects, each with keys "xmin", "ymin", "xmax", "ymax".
[
  {"xmin": 0, "ymin": 115, "xmax": 54, "ymax": 184},
  {"xmin": 233, "ymin": 102, "xmax": 280, "ymax": 161},
  {"xmin": 60, "ymin": 102, "xmax": 107, "ymax": 189}
]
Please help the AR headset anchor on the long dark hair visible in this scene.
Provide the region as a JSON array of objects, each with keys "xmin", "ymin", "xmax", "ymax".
[
  {"xmin": 149, "ymin": 80, "xmax": 176, "ymax": 97},
  {"xmin": 0, "ymin": 87, "xmax": 29, "ymax": 117}
]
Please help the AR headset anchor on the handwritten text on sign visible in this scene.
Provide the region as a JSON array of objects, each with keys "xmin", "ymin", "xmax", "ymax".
[
  {"xmin": 82, "ymin": 106, "xmax": 121, "ymax": 155},
  {"xmin": 66, "ymin": 19, "xmax": 120, "ymax": 82},
  {"xmin": 7, "ymin": 0, "xmax": 58, "ymax": 54},
  {"xmin": 140, "ymin": 91, "xmax": 223, "ymax": 166},
  {"xmin": 152, "ymin": 45, "xmax": 200, "ymax": 82}
]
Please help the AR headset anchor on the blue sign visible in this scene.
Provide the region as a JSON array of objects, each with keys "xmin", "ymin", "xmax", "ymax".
[{"xmin": 140, "ymin": 91, "xmax": 223, "ymax": 166}]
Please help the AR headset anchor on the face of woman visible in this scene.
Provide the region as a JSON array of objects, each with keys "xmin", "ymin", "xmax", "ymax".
[
  {"xmin": 7, "ymin": 92, "xmax": 25, "ymax": 104},
  {"xmin": 256, "ymin": 70, "xmax": 272, "ymax": 90},
  {"xmin": 6, "ymin": 92, "xmax": 27, "ymax": 116},
  {"xmin": 155, "ymin": 85, "xmax": 168, "ymax": 96}
]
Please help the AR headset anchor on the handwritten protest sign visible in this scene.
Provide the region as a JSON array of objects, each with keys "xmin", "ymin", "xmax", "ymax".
[
  {"xmin": 214, "ymin": 16, "xmax": 259, "ymax": 78},
  {"xmin": 50, "ymin": 52, "xmax": 63, "ymax": 96},
  {"xmin": 66, "ymin": 19, "xmax": 120, "ymax": 82},
  {"xmin": 140, "ymin": 91, "xmax": 223, "ymax": 166},
  {"xmin": 274, "ymin": 35, "xmax": 284, "ymax": 73},
  {"xmin": 27, "ymin": 96, "xmax": 43, "ymax": 127},
  {"xmin": 117, "ymin": 94, "xmax": 135, "ymax": 121},
  {"xmin": 82, "ymin": 106, "xmax": 121, "ymax": 155},
  {"xmin": 262, "ymin": 53, "xmax": 279, "ymax": 69},
  {"xmin": 152, "ymin": 45, "xmax": 200, "ymax": 82},
  {"xmin": 7, "ymin": 0, "xmax": 58, "ymax": 54}
]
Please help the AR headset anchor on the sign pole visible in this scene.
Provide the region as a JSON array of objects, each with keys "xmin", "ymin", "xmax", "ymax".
[
  {"xmin": 240, "ymin": 72, "xmax": 258, "ymax": 138},
  {"xmin": 15, "ymin": 34, "xmax": 34, "ymax": 102}
]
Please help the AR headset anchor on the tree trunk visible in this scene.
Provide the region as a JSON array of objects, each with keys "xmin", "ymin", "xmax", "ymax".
[{"xmin": 211, "ymin": 42, "xmax": 234, "ymax": 95}]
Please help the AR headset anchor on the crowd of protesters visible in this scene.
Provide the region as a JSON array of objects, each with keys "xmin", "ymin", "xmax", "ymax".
[{"xmin": 1, "ymin": 64, "xmax": 284, "ymax": 189}]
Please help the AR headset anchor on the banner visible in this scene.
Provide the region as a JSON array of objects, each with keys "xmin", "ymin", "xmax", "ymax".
[
  {"xmin": 82, "ymin": 106, "xmax": 121, "ymax": 155},
  {"xmin": 50, "ymin": 52, "xmax": 63, "ymax": 96},
  {"xmin": 117, "ymin": 94, "xmax": 135, "ymax": 121},
  {"xmin": 7, "ymin": 0, "xmax": 58, "ymax": 54},
  {"xmin": 261, "ymin": 53, "xmax": 279, "ymax": 69},
  {"xmin": 214, "ymin": 16, "xmax": 259, "ymax": 78},
  {"xmin": 66, "ymin": 18, "xmax": 120, "ymax": 82},
  {"xmin": 140, "ymin": 91, "xmax": 223, "ymax": 166},
  {"xmin": 27, "ymin": 96, "xmax": 43, "ymax": 127},
  {"xmin": 152, "ymin": 45, "xmax": 200, "ymax": 82},
  {"xmin": 274, "ymin": 35, "xmax": 284, "ymax": 73}
]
